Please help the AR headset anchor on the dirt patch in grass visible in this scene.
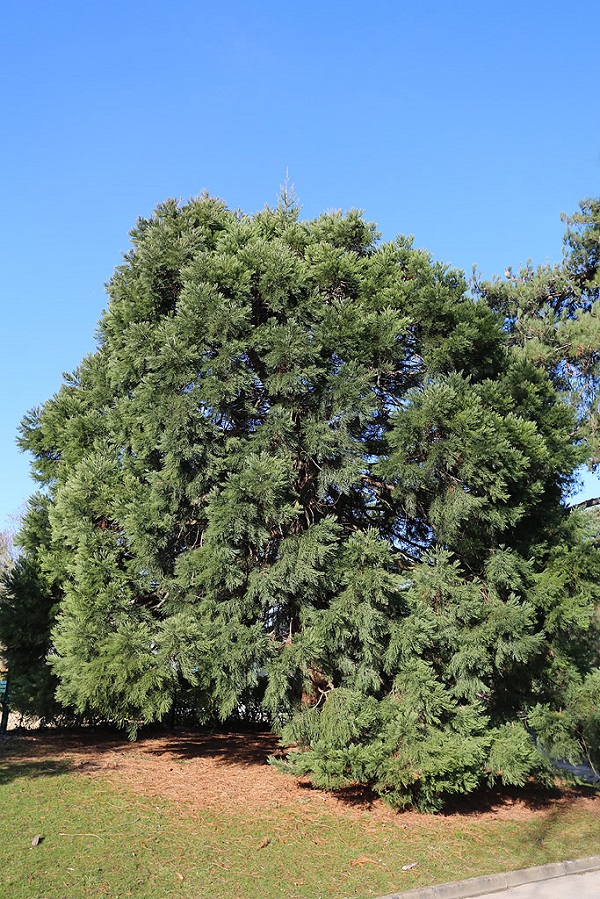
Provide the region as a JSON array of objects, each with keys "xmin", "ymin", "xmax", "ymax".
[{"xmin": 4, "ymin": 727, "xmax": 597, "ymax": 825}]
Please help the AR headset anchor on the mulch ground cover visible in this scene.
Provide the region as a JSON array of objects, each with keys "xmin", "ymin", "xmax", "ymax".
[{"xmin": 4, "ymin": 727, "xmax": 598, "ymax": 822}]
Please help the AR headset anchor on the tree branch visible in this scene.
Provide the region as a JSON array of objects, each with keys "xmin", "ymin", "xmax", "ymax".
[{"xmin": 571, "ymin": 496, "xmax": 600, "ymax": 511}]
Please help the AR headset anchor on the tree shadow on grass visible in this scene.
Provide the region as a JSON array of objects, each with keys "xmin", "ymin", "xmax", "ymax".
[
  {"xmin": 0, "ymin": 728, "xmax": 282, "ymax": 770},
  {"xmin": 521, "ymin": 800, "xmax": 599, "ymax": 859},
  {"xmin": 292, "ymin": 781, "xmax": 599, "ymax": 821},
  {"xmin": 141, "ymin": 730, "xmax": 283, "ymax": 767},
  {"xmin": 0, "ymin": 730, "xmax": 126, "ymax": 759},
  {"xmin": 439, "ymin": 780, "xmax": 599, "ymax": 817},
  {"xmin": 0, "ymin": 758, "xmax": 71, "ymax": 787}
]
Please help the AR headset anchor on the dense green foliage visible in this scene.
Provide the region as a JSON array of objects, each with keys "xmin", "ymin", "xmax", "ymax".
[{"xmin": 2, "ymin": 193, "xmax": 599, "ymax": 807}]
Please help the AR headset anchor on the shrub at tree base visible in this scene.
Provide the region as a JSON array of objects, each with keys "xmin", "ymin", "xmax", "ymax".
[{"xmin": 1, "ymin": 193, "xmax": 599, "ymax": 809}]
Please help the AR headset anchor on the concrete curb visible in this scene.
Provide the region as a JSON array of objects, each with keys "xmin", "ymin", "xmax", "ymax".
[{"xmin": 376, "ymin": 855, "xmax": 600, "ymax": 899}]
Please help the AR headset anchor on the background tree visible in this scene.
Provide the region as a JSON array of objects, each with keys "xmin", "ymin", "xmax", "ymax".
[
  {"xmin": 0, "ymin": 497, "xmax": 65, "ymax": 721},
  {"xmin": 3, "ymin": 193, "xmax": 599, "ymax": 807},
  {"xmin": 0, "ymin": 532, "xmax": 15, "ymax": 574}
]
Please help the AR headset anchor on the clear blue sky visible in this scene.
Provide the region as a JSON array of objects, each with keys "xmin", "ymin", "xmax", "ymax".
[{"xmin": 1, "ymin": 0, "xmax": 599, "ymax": 530}]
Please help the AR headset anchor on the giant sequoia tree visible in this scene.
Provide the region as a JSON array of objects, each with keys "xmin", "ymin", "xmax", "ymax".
[{"xmin": 3, "ymin": 194, "xmax": 599, "ymax": 808}]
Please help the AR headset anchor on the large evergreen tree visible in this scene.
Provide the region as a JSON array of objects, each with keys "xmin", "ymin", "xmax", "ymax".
[{"xmin": 2, "ymin": 193, "xmax": 599, "ymax": 808}]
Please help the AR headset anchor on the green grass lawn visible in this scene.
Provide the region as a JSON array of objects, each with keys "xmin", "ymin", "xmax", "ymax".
[{"xmin": 1, "ymin": 738, "xmax": 598, "ymax": 899}]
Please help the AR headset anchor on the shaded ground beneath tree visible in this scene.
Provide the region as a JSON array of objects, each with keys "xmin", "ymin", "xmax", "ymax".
[{"xmin": 1, "ymin": 727, "xmax": 597, "ymax": 825}]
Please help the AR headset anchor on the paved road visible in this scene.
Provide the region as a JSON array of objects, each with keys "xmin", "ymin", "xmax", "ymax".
[
  {"xmin": 478, "ymin": 869, "xmax": 600, "ymax": 898},
  {"xmin": 382, "ymin": 862, "xmax": 600, "ymax": 899}
]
